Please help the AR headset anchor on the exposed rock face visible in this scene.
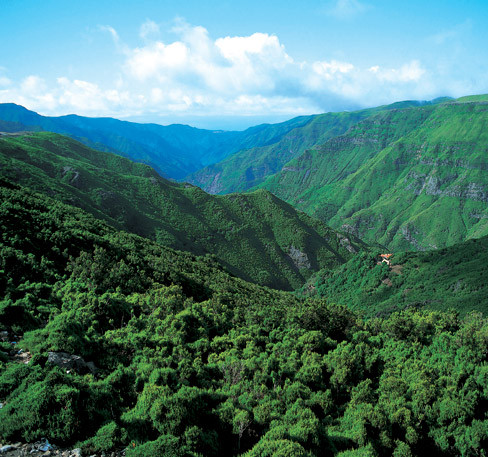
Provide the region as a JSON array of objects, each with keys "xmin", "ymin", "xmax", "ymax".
[
  {"xmin": 400, "ymin": 225, "xmax": 427, "ymax": 251},
  {"xmin": 287, "ymin": 246, "xmax": 311, "ymax": 269},
  {"xmin": 205, "ymin": 172, "xmax": 223, "ymax": 194},
  {"xmin": 47, "ymin": 352, "xmax": 97, "ymax": 375},
  {"xmin": 337, "ymin": 234, "xmax": 358, "ymax": 253},
  {"xmin": 405, "ymin": 171, "xmax": 488, "ymax": 202}
]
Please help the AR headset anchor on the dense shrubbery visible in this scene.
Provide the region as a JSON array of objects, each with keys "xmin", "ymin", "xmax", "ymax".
[
  {"xmin": 1, "ymin": 181, "xmax": 488, "ymax": 456},
  {"xmin": 302, "ymin": 245, "xmax": 488, "ymax": 317}
]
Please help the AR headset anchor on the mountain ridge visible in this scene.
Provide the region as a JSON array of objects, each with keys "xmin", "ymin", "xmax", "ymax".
[
  {"xmin": 0, "ymin": 103, "xmax": 315, "ymax": 179},
  {"xmin": 186, "ymin": 98, "xmax": 452, "ymax": 194},
  {"xmin": 257, "ymin": 97, "xmax": 488, "ymax": 251},
  {"xmin": 0, "ymin": 131, "xmax": 365, "ymax": 290}
]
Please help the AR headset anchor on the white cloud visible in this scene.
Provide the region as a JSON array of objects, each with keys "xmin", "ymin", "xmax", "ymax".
[
  {"xmin": 124, "ymin": 26, "xmax": 295, "ymax": 97},
  {"xmin": 0, "ymin": 76, "xmax": 11, "ymax": 87},
  {"xmin": 370, "ymin": 60, "xmax": 425, "ymax": 83},
  {"xmin": 126, "ymin": 41, "xmax": 189, "ymax": 80},
  {"xmin": 140, "ymin": 20, "xmax": 160, "ymax": 40},
  {"xmin": 0, "ymin": 21, "xmax": 461, "ymax": 123},
  {"xmin": 99, "ymin": 25, "xmax": 120, "ymax": 46},
  {"xmin": 21, "ymin": 75, "xmax": 47, "ymax": 93},
  {"xmin": 312, "ymin": 60, "xmax": 354, "ymax": 81}
]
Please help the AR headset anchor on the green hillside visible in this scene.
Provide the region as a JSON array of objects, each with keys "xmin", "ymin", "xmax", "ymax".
[
  {"xmin": 186, "ymin": 110, "xmax": 373, "ymax": 194},
  {"xmin": 259, "ymin": 99, "xmax": 488, "ymax": 251},
  {"xmin": 187, "ymin": 99, "xmax": 449, "ymax": 194},
  {"xmin": 1, "ymin": 180, "xmax": 488, "ymax": 456},
  {"xmin": 0, "ymin": 103, "xmax": 312, "ymax": 179},
  {"xmin": 299, "ymin": 236, "xmax": 488, "ymax": 317},
  {"xmin": 455, "ymin": 94, "xmax": 488, "ymax": 103},
  {"xmin": 0, "ymin": 132, "xmax": 364, "ymax": 290}
]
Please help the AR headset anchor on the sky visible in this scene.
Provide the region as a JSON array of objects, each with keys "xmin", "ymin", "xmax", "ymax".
[{"xmin": 1, "ymin": 0, "xmax": 488, "ymax": 129}]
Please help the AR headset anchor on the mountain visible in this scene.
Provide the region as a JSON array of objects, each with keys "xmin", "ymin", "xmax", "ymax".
[
  {"xmin": 0, "ymin": 131, "xmax": 365, "ymax": 289},
  {"xmin": 186, "ymin": 99, "xmax": 450, "ymax": 194},
  {"xmin": 299, "ymin": 235, "xmax": 488, "ymax": 317},
  {"xmin": 0, "ymin": 103, "xmax": 313, "ymax": 179},
  {"xmin": 258, "ymin": 97, "xmax": 488, "ymax": 251},
  {"xmin": 1, "ymin": 179, "xmax": 487, "ymax": 457}
]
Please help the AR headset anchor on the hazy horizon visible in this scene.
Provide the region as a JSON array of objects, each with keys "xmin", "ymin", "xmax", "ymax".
[{"xmin": 2, "ymin": 0, "xmax": 488, "ymax": 129}]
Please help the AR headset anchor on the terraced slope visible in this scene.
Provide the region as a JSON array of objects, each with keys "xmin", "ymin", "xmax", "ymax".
[{"xmin": 0, "ymin": 132, "xmax": 364, "ymax": 289}]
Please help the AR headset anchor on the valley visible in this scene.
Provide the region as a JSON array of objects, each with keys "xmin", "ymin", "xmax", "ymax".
[
  {"xmin": 1, "ymin": 96, "xmax": 488, "ymax": 457},
  {"xmin": 0, "ymin": 132, "xmax": 364, "ymax": 290}
]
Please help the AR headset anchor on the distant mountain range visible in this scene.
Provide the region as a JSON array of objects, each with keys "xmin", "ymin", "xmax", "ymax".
[
  {"xmin": 2, "ymin": 95, "xmax": 488, "ymax": 256},
  {"xmin": 186, "ymin": 98, "xmax": 450, "ymax": 194},
  {"xmin": 0, "ymin": 103, "xmax": 314, "ymax": 179}
]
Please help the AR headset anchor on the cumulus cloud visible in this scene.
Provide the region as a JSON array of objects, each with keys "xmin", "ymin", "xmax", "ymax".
[
  {"xmin": 0, "ymin": 75, "xmax": 135, "ymax": 116},
  {"xmin": 0, "ymin": 20, "xmax": 446, "ymax": 122},
  {"xmin": 369, "ymin": 61, "xmax": 425, "ymax": 83}
]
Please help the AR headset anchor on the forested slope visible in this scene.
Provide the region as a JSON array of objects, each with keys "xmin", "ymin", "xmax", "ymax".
[
  {"xmin": 299, "ymin": 236, "xmax": 488, "ymax": 317},
  {"xmin": 1, "ymin": 180, "xmax": 488, "ymax": 456},
  {"xmin": 0, "ymin": 132, "xmax": 363, "ymax": 289}
]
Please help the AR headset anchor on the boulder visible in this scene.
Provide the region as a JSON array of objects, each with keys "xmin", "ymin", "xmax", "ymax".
[{"xmin": 47, "ymin": 352, "xmax": 97, "ymax": 374}]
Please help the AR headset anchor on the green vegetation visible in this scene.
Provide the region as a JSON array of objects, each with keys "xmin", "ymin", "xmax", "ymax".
[
  {"xmin": 258, "ymin": 99, "xmax": 488, "ymax": 251},
  {"xmin": 1, "ymin": 179, "xmax": 488, "ymax": 456},
  {"xmin": 0, "ymin": 132, "xmax": 363, "ymax": 290},
  {"xmin": 187, "ymin": 109, "xmax": 373, "ymax": 194},
  {"xmin": 0, "ymin": 103, "xmax": 313, "ymax": 179},
  {"xmin": 187, "ymin": 100, "xmax": 445, "ymax": 194},
  {"xmin": 299, "ymin": 237, "xmax": 488, "ymax": 317},
  {"xmin": 455, "ymin": 94, "xmax": 488, "ymax": 103}
]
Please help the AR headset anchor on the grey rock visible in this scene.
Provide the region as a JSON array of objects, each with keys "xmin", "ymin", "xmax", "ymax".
[
  {"xmin": 337, "ymin": 234, "xmax": 358, "ymax": 253},
  {"xmin": 287, "ymin": 246, "xmax": 311, "ymax": 270},
  {"xmin": 47, "ymin": 352, "xmax": 97, "ymax": 375}
]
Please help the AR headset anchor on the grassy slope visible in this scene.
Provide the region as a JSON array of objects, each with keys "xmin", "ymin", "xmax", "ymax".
[
  {"xmin": 0, "ymin": 132, "xmax": 364, "ymax": 290},
  {"xmin": 260, "ymin": 99, "xmax": 488, "ymax": 251},
  {"xmin": 0, "ymin": 104, "xmax": 312, "ymax": 179},
  {"xmin": 186, "ymin": 110, "xmax": 371, "ymax": 194},
  {"xmin": 186, "ymin": 100, "xmax": 447, "ymax": 195},
  {"xmin": 300, "ymin": 236, "xmax": 488, "ymax": 318}
]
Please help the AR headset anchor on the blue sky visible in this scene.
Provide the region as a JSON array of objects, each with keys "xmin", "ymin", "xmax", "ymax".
[{"xmin": 1, "ymin": 0, "xmax": 488, "ymax": 129}]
